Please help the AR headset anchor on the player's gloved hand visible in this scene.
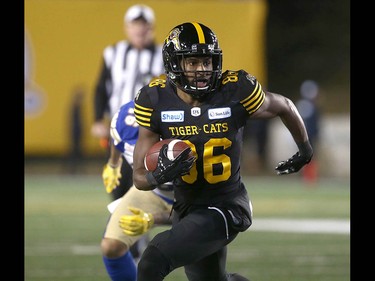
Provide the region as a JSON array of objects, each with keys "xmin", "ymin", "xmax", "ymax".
[
  {"xmin": 275, "ymin": 141, "xmax": 313, "ymax": 175},
  {"xmin": 102, "ymin": 159, "xmax": 122, "ymax": 193},
  {"xmin": 146, "ymin": 144, "xmax": 196, "ymax": 186},
  {"xmin": 119, "ymin": 207, "xmax": 154, "ymax": 236}
]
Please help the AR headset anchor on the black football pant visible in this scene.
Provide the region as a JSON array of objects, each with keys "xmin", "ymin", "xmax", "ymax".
[
  {"xmin": 137, "ymin": 207, "xmax": 248, "ymax": 281},
  {"xmin": 110, "ymin": 158, "xmax": 133, "ymax": 200}
]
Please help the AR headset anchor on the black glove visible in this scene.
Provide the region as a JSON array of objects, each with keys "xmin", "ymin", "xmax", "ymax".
[
  {"xmin": 275, "ymin": 141, "xmax": 313, "ymax": 175},
  {"xmin": 146, "ymin": 144, "xmax": 196, "ymax": 186}
]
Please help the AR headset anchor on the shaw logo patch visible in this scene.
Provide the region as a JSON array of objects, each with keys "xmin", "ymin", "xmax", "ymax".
[
  {"xmin": 161, "ymin": 111, "xmax": 184, "ymax": 122},
  {"xmin": 208, "ymin": 107, "xmax": 231, "ymax": 120}
]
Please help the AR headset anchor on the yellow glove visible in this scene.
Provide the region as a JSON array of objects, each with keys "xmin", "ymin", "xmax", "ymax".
[
  {"xmin": 119, "ymin": 207, "xmax": 154, "ymax": 236},
  {"xmin": 102, "ymin": 161, "xmax": 122, "ymax": 193}
]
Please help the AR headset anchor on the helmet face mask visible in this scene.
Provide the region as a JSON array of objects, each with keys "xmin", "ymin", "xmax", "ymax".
[{"xmin": 162, "ymin": 22, "xmax": 222, "ymax": 100}]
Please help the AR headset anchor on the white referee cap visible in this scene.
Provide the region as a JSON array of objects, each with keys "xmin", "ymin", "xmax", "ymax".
[{"xmin": 124, "ymin": 4, "xmax": 155, "ymax": 24}]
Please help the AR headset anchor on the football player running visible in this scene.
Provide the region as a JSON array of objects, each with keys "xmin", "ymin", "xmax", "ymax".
[
  {"xmin": 101, "ymin": 99, "xmax": 174, "ymax": 281},
  {"xmin": 131, "ymin": 22, "xmax": 313, "ymax": 281}
]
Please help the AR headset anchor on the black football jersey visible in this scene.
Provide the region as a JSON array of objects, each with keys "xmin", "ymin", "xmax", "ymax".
[{"xmin": 134, "ymin": 70, "xmax": 265, "ymax": 205}]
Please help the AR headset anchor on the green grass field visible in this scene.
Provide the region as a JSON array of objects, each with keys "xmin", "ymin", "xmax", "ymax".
[{"xmin": 25, "ymin": 174, "xmax": 350, "ymax": 281}]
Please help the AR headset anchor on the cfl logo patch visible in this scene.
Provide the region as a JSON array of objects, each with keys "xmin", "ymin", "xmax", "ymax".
[{"xmin": 191, "ymin": 107, "xmax": 201, "ymax": 117}]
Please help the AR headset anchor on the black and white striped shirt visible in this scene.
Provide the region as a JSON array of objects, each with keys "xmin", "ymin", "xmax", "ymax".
[{"xmin": 94, "ymin": 40, "xmax": 164, "ymax": 120}]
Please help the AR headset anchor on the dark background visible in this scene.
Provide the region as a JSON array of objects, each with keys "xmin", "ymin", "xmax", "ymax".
[{"xmin": 266, "ymin": 0, "xmax": 350, "ymax": 113}]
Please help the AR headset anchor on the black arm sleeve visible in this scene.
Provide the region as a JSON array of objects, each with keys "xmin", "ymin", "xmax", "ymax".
[{"xmin": 94, "ymin": 58, "xmax": 111, "ymax": 121}]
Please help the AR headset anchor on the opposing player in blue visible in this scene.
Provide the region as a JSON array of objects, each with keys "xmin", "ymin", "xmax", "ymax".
[
  {"xmin": 131, "ymin": 22, "xmax": 313, "ymax": 281},
  {"xmin": 101, "ymin": 99, "xmax": 174, "ymax": 281}
]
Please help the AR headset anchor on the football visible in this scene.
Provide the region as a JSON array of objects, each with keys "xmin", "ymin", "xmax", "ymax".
[{"xmin": 144, "ymin": 139, "xmax": 192, "ymax": 171}]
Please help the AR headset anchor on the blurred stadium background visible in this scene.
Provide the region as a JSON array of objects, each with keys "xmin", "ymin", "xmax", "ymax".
[
  {"xmin": 25, "ymin": 1, "xmax": 350, "ymax": 280},
  {"xmin": 25, "ymin": 0, "xmax": 350, "ymax": 178}
]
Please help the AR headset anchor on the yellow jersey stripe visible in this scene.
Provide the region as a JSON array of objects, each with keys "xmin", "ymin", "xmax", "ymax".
[
  {"xmin": 136, "ymin": 120, "xmax": 151, "ymax": 127},
  {"xmin": 134, "ymin": 102, "xmax": 153, "ymax": 127},
  {"xmin": 240, "ymin": 81, "xmax": 265, "ymax": 114},
  {"xmin": 248, "ymin": 91, "xmax": 265, "ymax": 114},
  {"xmin": 134, "ymin": 103, "xmax": 153, "ymax": 113},
  {"xmin": 134, "ymin": 107, "xmax": 152, "ymax": 117},
  {"xmin": 242, "ymin": 86, "xmax": 262, "ymax": 108}
]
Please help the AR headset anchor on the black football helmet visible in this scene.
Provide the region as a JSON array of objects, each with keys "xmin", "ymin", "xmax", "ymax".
[{"xmin": 162, "ymin": 22, "xmax": 223, "ymax": 100}]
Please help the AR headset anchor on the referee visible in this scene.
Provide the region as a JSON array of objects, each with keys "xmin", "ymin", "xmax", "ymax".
[{"xmin": 91, "ymin": 4, "xmax": 164, "ymax": 201}]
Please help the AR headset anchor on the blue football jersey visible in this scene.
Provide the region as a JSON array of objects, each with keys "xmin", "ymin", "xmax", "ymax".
[{"xmin": 110, "ymin": 100, "xmax": 139, "ymax": 165}]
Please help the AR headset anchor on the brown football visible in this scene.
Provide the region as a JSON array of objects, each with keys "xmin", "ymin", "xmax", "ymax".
[{"xmin": 144, "ymin": 139, "xmax": 192, "ymax": 171}]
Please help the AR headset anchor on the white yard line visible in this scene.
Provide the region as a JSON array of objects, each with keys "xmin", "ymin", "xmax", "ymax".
[
  {"xmin": 250, "ymin": 218, "xmax": 350, "ymax": 234},
  {"xmin": 25, "ymin": 219, "xmax": 350, "ymax": 257},
  {"xmin": 70, "ymin": 219, "xmax": 349, "ymax": 255}
]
